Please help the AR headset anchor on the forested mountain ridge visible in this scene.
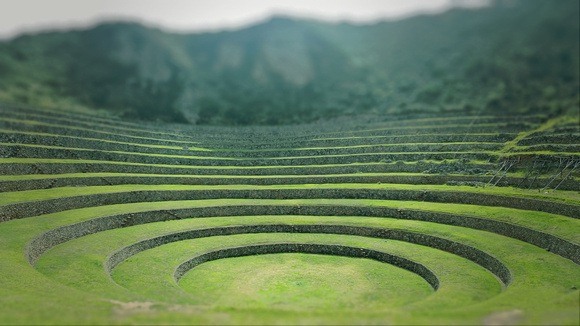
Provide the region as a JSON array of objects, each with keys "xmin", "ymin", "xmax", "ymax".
[{"xmin": 0, "ymin": 0, "xmax": 578, "ymax": 125}]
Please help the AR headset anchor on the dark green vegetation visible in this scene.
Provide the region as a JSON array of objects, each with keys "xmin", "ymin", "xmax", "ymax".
[
  {"xmin": 0, "ymin": 0, "xmax": 578, "ymax": 125},
  {"xmin": 0, "ymin": 103, "xmax": 578, "ymax": 324}
]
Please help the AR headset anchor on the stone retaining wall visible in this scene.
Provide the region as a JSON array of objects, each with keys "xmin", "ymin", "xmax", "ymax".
[
  {"xmin": 1, "ymin": 144, "xmax": 494, "ymax": 166},
  {"xmin": 4, "ymin": 188, "xmax": 578, "ymax": 222},
  {"xmin": 6, "ymin": 173, "xmax": 577, "ymax": 193},
  {"xmin": 0, "ymin": 161, "xmax": 466, "ymax": 176},
  {"xmin": 518, "ymin": 134, "xmax": 580, "ymax": 146},
  {"xmin": 0, "ymin": 132, "xmax": 504, "ymax": 158}
]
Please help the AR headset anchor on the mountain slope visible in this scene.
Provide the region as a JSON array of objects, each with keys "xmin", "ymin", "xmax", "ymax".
[{"xmin": 0, "ymin": 0, "xmax": 578, "ymax": 125}]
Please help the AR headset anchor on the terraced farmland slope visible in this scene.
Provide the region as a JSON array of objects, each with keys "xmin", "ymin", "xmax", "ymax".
[{"xmin": 0, "ymin": 104, "xmax": 578, "ymax": 325}]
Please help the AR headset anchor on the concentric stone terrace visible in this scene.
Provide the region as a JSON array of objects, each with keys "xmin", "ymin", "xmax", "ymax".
[{"xmin": 0, "ymin": 105, "xmax": 578, "ymax": 325}]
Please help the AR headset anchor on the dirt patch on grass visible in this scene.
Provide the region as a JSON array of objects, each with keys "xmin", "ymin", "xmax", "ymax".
[
  {"xmin": 110, "ymin": 300, "xmax": 156, "ymax": 317},
  {"xmin": 483, "ymin": 309, "xmax": 524, "ymax": 325}
]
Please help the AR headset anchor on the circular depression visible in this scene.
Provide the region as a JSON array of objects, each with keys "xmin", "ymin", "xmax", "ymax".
[{"xmin": 178, "ymin": 252, "xmax": 434, "ymax": 312}]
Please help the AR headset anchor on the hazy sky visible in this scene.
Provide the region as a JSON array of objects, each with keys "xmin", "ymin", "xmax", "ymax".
[{"xmin": 0, "ymin": 0, "xmax": 489, "ymax": 39}]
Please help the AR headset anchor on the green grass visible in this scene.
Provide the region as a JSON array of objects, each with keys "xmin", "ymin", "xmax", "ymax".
[{"xmin": 180, "ymin": 254, "xmax": 433, "ymax": 311}]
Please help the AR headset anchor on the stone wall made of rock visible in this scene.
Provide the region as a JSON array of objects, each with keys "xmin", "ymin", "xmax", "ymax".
[
  {"xmin": 5, "ymin": 188, "xmax": 578, "ymax": 222},
  {"xmin": 0, "ymin": 143, "xmax": 495, "ymax": 166}
]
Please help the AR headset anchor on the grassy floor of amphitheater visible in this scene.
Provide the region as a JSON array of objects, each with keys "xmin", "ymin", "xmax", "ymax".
[{"xmin": 0, "ymin": 104, "xmax": 578, "ymax": 325}]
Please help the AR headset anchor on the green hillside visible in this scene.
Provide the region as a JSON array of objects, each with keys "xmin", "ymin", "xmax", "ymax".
[{"xmin": 0, "ymin": 0, "xmax": 578, "ymax": 125}]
